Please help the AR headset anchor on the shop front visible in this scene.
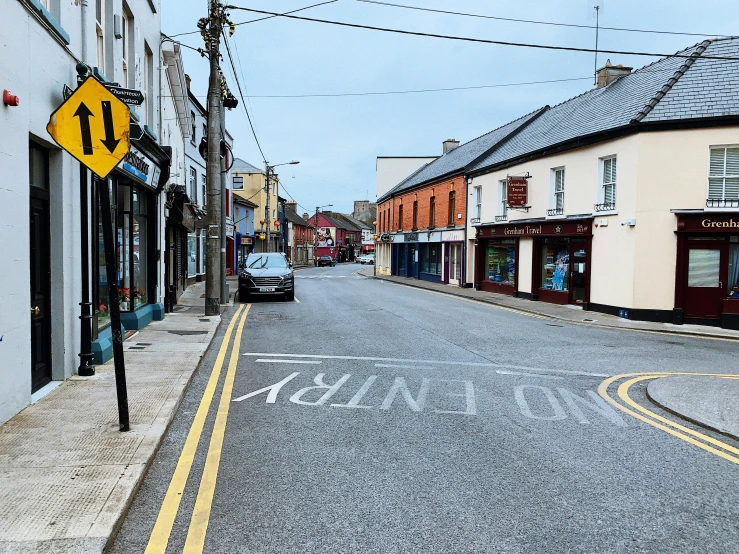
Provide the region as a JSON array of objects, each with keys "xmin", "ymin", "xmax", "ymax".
[
  {"xmin": 442, "ymin": 230, "xmax": 465, "ymax": 286},
  {"xmin": 92, "ymin": 142, "xmax": 168, "ymax": 363},
  {"xmin": 391, "ymin": 231, "xmax": 442, "ymax": 282},
  {"xmin": 235, "ymin": 234, "xmax": 254, "ymax": 268},
  {"xmin": 164, "ymin": 185, "xmax": 197, "ymax": 312},
  {"xmin": 674, "ymin": 213, "xmax": 739, "ymax": 329},
  {"xmin": 476, "ymin": 218, "xmax": 592, "ymax": 304}
]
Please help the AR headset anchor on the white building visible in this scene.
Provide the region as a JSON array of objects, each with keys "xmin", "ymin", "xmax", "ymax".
[
  {"xmin": 0, "ymin": 0, "xmax": 169, "ymax": 424},
  {"xmin": 376, "ymin": 156, "xmax": 438, "ymax": 200}
]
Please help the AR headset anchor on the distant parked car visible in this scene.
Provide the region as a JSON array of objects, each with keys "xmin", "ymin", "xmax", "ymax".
[
  {"xmin": 357, "ymin": 253, "xmax": 375, "ymax": 265},
  {"xmin": 238, "ymin": 252, "xmax": 294, "ymax": 302},
  {"xmin": 316, "ymin": 255, "xmax": 336, "ymax": 267}
]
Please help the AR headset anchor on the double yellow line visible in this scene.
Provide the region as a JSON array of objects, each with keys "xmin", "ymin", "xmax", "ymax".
[
  {"xmin": 145, "ymin": 303, "xmax": 251, "ymax": 554},
  {"xmin": 598, "ymin": 372, "xmax": 739, "ymax": 466}
]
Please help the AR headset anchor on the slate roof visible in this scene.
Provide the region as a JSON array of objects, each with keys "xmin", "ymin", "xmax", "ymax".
[
  {"xmin": 232, "ymin": 158, "xmax": 263, "ymax": 174},
  {"xmin": 233, "ymin": 195, "xmax": 258, "ymax": 209},
  {"xmin": 285, "ymin": 209, "xmax": 311, "ymax": 226},
  {"xmin": 341, "ymin": 213, "xmax": 372, "ymax": 230},
  {"xmin": 324, "ymin": 212, "xmax": 363, "ymax": 232},
  {"xmin": 378, "ymin": 107, "xmax": 546, "ymax": 202},
  {"xmin": 469, "ymin": 37, "xmax": 739, "ymax": 173}
]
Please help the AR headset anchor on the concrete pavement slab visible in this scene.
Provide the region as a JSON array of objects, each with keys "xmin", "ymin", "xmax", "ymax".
[
  {"xmin": 647, "ymin": 375, "xmax": 739, "ymax": 440},
  {"xmin": 0, "ymin": 283, "xmax": 220, "ymax": 554}
]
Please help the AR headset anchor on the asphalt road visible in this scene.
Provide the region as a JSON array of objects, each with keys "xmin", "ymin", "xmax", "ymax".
[{"xmin": 112, "ymin": 262, "xmax": 739, "ymax": 554}]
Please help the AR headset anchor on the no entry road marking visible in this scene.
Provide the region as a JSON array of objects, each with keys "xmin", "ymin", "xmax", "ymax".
[
  {"xmin": 376, "ymin": 363, "xmax": 436, "ymax": 370},
  {"xmin": 243, "ymin": 352, "xmax": 609, "ymax": 378}
]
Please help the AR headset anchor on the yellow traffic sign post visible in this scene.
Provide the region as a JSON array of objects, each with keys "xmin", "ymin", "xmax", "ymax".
[{"xmin": 47, "ymin": 76, "xmax": 131, "ymax": 431}]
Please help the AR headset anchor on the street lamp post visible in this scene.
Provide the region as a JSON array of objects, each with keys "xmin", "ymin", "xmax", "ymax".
[{"xmin": 264, "ymin": 161, "xmax": 299, "ymax": 252}]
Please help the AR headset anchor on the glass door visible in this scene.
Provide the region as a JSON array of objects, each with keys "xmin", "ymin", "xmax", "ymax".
[
  {"xmin": 570, "ymin": 240, "xmax": 588, "ymax": 304},
  {"xmin": 449, "ymin": 243, "xmax": 461, "ymax": 285},
  {"xmin": 684, "ymin": 245, "xmax": 727, "ymax": 319}
]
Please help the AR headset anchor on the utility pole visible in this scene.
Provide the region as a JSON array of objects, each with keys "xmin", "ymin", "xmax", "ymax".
[
  {"xmin": 204, "ymin": 0, "xmax": 223, "ymax": 316},
  {"xmin": 265, "ymin": 163, "xmax": 271, "ymax": 251},
  {"xmin": 219, "ymin": 76, "xmax": 227, "ymax": 304}
]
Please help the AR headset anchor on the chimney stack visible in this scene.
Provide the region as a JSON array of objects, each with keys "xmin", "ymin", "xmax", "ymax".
[
  {"xmin": 443, "ymin": 139, "xmax": 460, "ymax": 154},
  {"xmin": 596, "ymin": 60, "xmax": 632, "ymax": 88},
  {"xmin": 302, "ymin": 212, "xmax": 309, "ymax": 220}
]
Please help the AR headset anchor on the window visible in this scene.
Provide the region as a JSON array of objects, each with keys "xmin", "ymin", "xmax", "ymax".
[
  {"xmin": 486, "ymin": 240, "xmax": 516, "ymax": 286},
  {"xmin": 201, "ymin": 175, "xmax": 206, "ymax": 207},
  {"xmin": 550, "ymin": 168, "xmax": 565, "ymax": 216},
  {"xmin": 203, "ymin": 124, "xmax": 207, "ymax": 142},
  {"xmin": 190, "ymin": 112, "xmax": 196, "ymax": 144},
  {"xmin": 121, "ymin": 4, "xmax": 132, "ymax": 87},
  {"xmin": 233, "ymin": 176, "xmax": 244, "ymax": 190},
  {"xmin": 540, "ymin": 238, "xmax": 570, "ymax": 292},
  {"xmin": 429, "ymin": 196, "xmax": 436, "ymax": 228},
  {"xmin": 189, "ymin": 167, "xmax": 196, "ymax": 201},
  {"xmin": 498, "ymin": 180, "xmax": 508, "ymax": 220},
  {"xmin": 420, "ymin": 244, "xmax": 441, "ymax": 275},
  {"xmin": 398, "ymin": 204, "xmax": 403, "ymax": 230},
  {"xmin": 473, "ymin": 186, "xmax": 482, "ymax": 220},
  {"xmin": 597, "ymin": 156, "xmax": 617, "ymax": 211},
  {"xmin": 144, "ymin": 42, "xmax": 154, "ymax": 126},
  {"xmin": 412, "ymin": 200, "xmax": 418, "ymax": 230},
  {"xmin": 708, "ymin": 146, "xmax": 739, "ymax": 207},
  {"xmin": 96, "ymin": 0, "xmax": 105, "ymax": 71},
  {"xmin": 448, "ymin": 191, "xmax": 456, "ymax": 225}
]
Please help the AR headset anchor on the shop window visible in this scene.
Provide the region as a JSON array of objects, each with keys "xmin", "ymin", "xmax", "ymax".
[
  {"xmin": 189, "ymin": 167, "xmax": 196, "ymax": 201},
  {"xmin": 541, "ymin": 238, "xmax": 569, "ymax": 292},
  {"xmin": 132, "ymin": 189, "xmax": 148, "ymax": 308},
  {"xmin": 420, "ymin": 243, "xmax": 441, "ymax": 275},
  {"xmin": 486, "ymin": 240, "xmax": 515, "ymax": 286},
  {"xmin": 596, "ymin": 156, "xmax": 616, "ymax": 211},
  {"xmin": 187, "ymin": 232, "xmax": 197, "ymax": 277},
  {"xmin": 200, "ymin": 232, "xmax": 206, "ymax": 273},
  {"xmin": 708, "ymin": 146, "xmax": 739, "ymax": 207},
  {"xmin": 448, "ymin": 191, "xmax": 456, "ymax": 225},
  {"xmin": 429, "ymin": 196, "xmax": 436, "ymax": 228},
  {"xmin": 729, "ymin": 244, "xmax": 739, "ymax": 298},
  {"xmin": 96, "ymin": 0, "xmax": 105, "ymax": 71}
]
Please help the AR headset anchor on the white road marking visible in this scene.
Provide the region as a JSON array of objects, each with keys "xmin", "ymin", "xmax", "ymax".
[
  {"xmin": 293, "ymin": 297, "xmax": 301, "ymax": 303},
  {"xmin": 243, "ymin": 352, "xmax": 608, "ymax": 377},
  {"xmin": 375, "ymin": 363, "xmax": 436, "ymax": 370},
  {"xmin": 496, "ymin": 370, "xmax": 564, "ymax": 380},
  {"xmin": 255, "ymin": 359, "xmax": 323, "ymax": 364},
  {"xmin": 331, "ymin": 375, "xmax": 377, "ymax": 409}
]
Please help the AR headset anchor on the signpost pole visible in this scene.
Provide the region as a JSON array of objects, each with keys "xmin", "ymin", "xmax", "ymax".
[
  {"xmin": 78, "ymin": 165, "xmax": 95, "ymax": 376},
  {"xmin": 98, "ymin": 177, "xmax": 130, "ymax": 432}
]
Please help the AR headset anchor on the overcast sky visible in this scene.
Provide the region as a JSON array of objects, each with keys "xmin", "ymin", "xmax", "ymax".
[{"xmin": 162, "ymin": 0, "xmax": 736, "ymax": 214}]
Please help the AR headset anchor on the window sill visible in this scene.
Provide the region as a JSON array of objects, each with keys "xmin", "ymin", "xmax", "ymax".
[
  {"xmin": 591, "ymin": 210, "xmax": 618, "ymax": 217},
  {"xmin": 704, "ymin": 206, "xmax": 739, "ymax": 212},
  {"xmin": 18, "ymin": 0, "xmax": 70, "ymax": 45}
]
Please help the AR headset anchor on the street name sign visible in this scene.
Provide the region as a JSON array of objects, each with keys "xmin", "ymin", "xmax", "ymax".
[
  {"xmin": 47, "ymin": 76, "xmax": 130, "ymax": 179},
  {"xmin": 104, "ymin": 84, "xmax": 145, "ymax": 106}
]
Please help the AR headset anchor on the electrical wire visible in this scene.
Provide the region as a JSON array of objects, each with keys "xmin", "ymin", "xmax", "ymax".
[
  {"xmin": 222, "ymin": 33, "xmax": 268, "ymax": 162},
  {"xmin": 224, "ymin": 6, "xmax": 739, "ymax": 62},
  {"xmin": 168, "ymin": 0, "xmax": 338, "ymax": 38},
  {"xmin": 355, "ymin": 0, "xmax": 729, "ymax": 38}
]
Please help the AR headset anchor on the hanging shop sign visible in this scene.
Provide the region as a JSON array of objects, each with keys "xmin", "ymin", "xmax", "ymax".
[
  {"xmin": 119, "ymin": 144, "xmax": 160, "ymax": 190},
  {"xmin": 241, "ymin": 236, "xmax": 253, "ymax": 245},
  {"xmin": 441, "ymin": 230, "xmax": 464, "ymax": 242},
  {"xmin": 506, "ymin": 176, "xmax": 529, "ymax": 208},
  {"xmin": 47, "ymin": 76, "xmax": 130, "ymax": 179}
]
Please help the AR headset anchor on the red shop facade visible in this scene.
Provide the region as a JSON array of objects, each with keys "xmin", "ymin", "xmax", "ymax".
[
  {"xmin": 674, "ymin": 212, "xmax": 739, "ymax": 330},
  {"xmin": 475, "ymin": 218, "xmax": 593, "ymax": 306}
]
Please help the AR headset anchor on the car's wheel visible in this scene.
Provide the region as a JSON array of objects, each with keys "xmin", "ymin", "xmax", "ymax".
[
  {"xmin": 285, "ymin": 290, "xmax": 294, "ymax": 301},
  {"xmin": 238, "ymin": 290, "xmax": 250, "ymax": 303}
]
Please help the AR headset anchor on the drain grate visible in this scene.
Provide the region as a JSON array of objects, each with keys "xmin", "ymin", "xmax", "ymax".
[
  {"xmin": 128, "ymin": 346, "xmax": 146, "ymax": 350},
  {"xmin": 545, "ymin": 323, "xmax": 564, "ymax": 327},
  {"xmin": 583, "ymin": 318, "xmax": 595, "ymax": 322}
]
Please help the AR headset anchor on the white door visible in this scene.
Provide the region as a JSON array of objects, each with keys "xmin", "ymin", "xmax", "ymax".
[{"xmin": 449, "ymin": 244, "xmax": 461, "ymax": 286}]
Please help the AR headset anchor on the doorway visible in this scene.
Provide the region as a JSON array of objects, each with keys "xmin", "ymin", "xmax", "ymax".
[
  {"xmin": 684, "ymin": 244, "xmax": 727, "ymax": 319},
  {"xmin": 29, "ymin": 143, "xmax": 52, "ymax": 392},
  {"xmin": 570, "ymin": 239, "xmax": 588, "ymax": 304},
  {"xmin": 448, "ymin": 243, "xmax": 462, "ymax": 286}
]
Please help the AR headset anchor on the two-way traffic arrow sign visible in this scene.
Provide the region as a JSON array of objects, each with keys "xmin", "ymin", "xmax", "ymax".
[{"xmin": 47, "ymin": 76, "xmax": 130, "ymax": 178}]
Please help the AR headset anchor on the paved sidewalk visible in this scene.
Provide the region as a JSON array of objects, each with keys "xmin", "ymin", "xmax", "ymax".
[
  {"xmin": 0, "ymin": 283, "xmax": 221, "ymax": 554},
  {"xmin": 359, "ymin": 268, "xmax": 739, "ymax": 340},
  {"xmin": 647, "ymin": 376, "xmax": 739, "ymax": 441}
]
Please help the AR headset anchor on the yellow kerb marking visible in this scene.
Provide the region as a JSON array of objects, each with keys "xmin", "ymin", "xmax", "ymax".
[
  {"xmin": 598, "ymin": 372, "xmax": 739, "ymax": 466},
  {"xmin": 145, "ymin": 304, "xmax": 244, "ymax": 554},
  {"xmin": 183, "ymin": 304, "xmax": 251, "ymax": 553}
]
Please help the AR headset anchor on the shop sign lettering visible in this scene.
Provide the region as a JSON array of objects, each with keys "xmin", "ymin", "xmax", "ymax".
[
  {"xmin": 504, "ymin": 225, "xmax": 542, "ymax": 236},
  {"xmin": 119, "ymin": 144, "xmax": 160, "ymax": 189},
  {"xmin": 702, "ymin": 219, "xmax": 739, "ymax": 228}
]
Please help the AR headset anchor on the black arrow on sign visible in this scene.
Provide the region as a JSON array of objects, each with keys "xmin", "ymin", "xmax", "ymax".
[
  {"xmin": 73, "ymin": 102, "xmax": 94, "ymax": 155},
  {"xmin": 100, "ymin": 100, "xmax": 120, "ymax": 153}
]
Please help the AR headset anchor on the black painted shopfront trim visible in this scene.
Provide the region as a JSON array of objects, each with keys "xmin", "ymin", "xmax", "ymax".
[{"xmin": 588, "ymin": 302, "xmax": 674, "ymax": 323}]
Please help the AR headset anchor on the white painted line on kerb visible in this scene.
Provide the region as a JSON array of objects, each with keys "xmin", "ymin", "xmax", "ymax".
[
  {"xmin": 243, "ymin": 353, "xmax": 609, "ymax": 377},
  {"xmin": 255, "ymin": 359, "xmax": 322, "ymax": 365},
  {"xmin": 375, "ymin": 364, "xmax": 436, "ymax": 370}
]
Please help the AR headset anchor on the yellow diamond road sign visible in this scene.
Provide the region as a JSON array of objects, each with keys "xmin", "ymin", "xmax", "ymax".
[{"xmin": 47, "ymin": 76, "xmax": 131, "ymax": 179}]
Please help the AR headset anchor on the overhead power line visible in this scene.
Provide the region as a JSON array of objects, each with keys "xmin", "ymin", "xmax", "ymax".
[
  {"xmin": 169, "ymin": 0, "xmax": 338, "ymax": 38},
  {"xmin": 222, "ymin": 33, "xmax": 267, "ymax": 162},
  {"xmin": 224, "ymin": 6, "xmax": 739, "ymax": 62},
  {"xmin": 356, "ymin": 0, "xmax": 729, "ymax": 38}
]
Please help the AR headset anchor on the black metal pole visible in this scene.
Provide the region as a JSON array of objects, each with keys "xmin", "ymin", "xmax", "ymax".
[
  {"xmin": 78, "ymin": 165, "xmax": 95, "ymax": 376},
  {"xmin": 98, "ymin": 177, "xmax": 130, "ymax": 432}
]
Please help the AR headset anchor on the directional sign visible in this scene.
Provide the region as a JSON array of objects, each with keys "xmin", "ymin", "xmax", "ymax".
[
  {"xmin": 104, "ymin": 84, "xmax": 145, "ymax": 106},
  {"xmin": 47, "ymin": 76, "xmax": 130, "ymax": 179}
]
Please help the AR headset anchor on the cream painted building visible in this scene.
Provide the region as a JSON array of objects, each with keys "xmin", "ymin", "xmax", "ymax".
[
  {"xmin": 465, "ymin": 39, "xmax": 739, "ymax": 330},
  {"xmin": 232, "ymin": 158, "xmax": 280, "ymax": 252}
]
